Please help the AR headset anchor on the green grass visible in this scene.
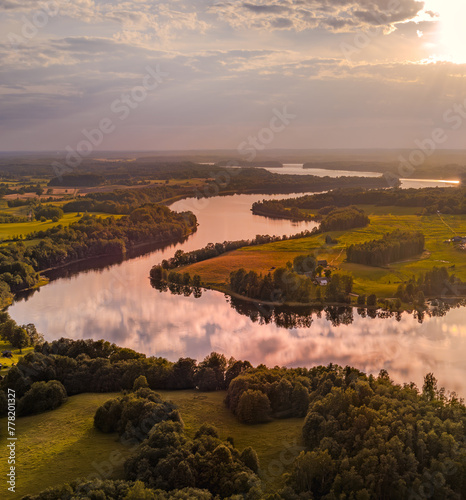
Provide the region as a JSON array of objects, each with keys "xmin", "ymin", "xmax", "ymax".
[
  {"xmin": 0, "ymin": 390, "xmax": 304, "ymax": 498},
  {"xmin": 158, "ymin": 390, "xmax": 304, "ymax": 492},
  {"xmin": 183, "ymin": 213, "xmax": 466, "ymax": 299},
  {"xmin": 0, "ymin": 392, "xmax": 126, "ymax": 499},
  {"xmin": 0, "ymin": 212, "xmax": 124, "ymax": 242},
  {"xmin": 0, "ymin": 341, "xmax": 34, "ymax": 375}
]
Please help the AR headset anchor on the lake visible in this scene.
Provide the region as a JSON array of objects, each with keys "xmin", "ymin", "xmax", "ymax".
[{"xmin": 9, "ymin": 192, "xmax": 466, "ymax": 397}]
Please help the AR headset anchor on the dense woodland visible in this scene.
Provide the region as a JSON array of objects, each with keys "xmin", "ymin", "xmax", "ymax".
[
  {"xmin": 395, "ymin": 267, "xmax": 465, "ymax": 303},
  {"xmin": 0, "ymin": 205, "xmax": 196, "ymax": 304},
  {"xmin": 251, "ymin": 199, "xmax": 371, "ymax": 230},
  {"xmin": 252, "ymin": 187, "xmax": 466, "ymax": 216},
  {"xmin": 3, "ymin": 338, "xmax": 465, "ymax": 499},
  {"xmin": 62, "ymin": 185, "xmax": 187, "ymax": 214},
  {"xmin": 319, "ymin": 207, "xmax": 369, "ymax": 232},
  {"xmin": 228, "ymin": 256, "xmax": 354, "ymax": 304},
  {"xmin": 48, "ymin": 173, "xmax": 105, "ymax": 187},
  {"xmin": 346, "ymin": 230, "xmax": 425, "ymax": 266}
]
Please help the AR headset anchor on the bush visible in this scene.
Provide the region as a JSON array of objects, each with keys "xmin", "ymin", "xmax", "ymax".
[
  {"xmin": 125, "ymin": 421, "xmax": 261, "ymax": 498},
  {"xmin": 240, "ymin": 446, "xmax": 260, "ymax": 473},
  {"xmin": 94, "ymin": 388, "xmax": 179, "ymax": 441},
  {"xmin": 18, "ymin": 380, "xmax": 67, "ymax": 416},
  {"xmin": 133, "ymin": 375, "xmax": 149, "ymax": 390},
  {"xmin": 236, "ymin": 390, "xmax": 271, "ymax": 424},
  {"xmin": 367, "ymin": 294, "xmax": 377, "ymax": 306}
]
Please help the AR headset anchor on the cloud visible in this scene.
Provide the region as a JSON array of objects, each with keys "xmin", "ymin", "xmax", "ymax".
[{"xmin": 210, "ymin": 0, "xmax": 426, "ymax": 33}]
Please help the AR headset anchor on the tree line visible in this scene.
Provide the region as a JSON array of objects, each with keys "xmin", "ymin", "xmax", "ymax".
[
  {"xmin": 346, "ymin": 230, "xmax": 425, "ymax": 266},
  {"xmin": 229, "ymin": 260, "xmax": 353, "ymax": 305},
  {"xmin": 0, "ymin": 205, "xmax": 196, "ymax": 305},
  {"xmin": 395, "ymin": 267, "xmax": 464, "ymax": 303},
  {"xmin": 254, "ymin": 186, "xmax": 466, "ymax": 215},
  {"xmin": 0, "ymin": 311, "xmax": 43, "ymax": 352},
  {"xmin": 0, "ymin": 341, "xmax": 253, "ymax": 415},
  {"xmin": 151, "ymin": 230, "xmax": 318, "ymax": 275},
  {"xmin": 3, "ymin": 337, "xmax": 466, "ymax": 499}
]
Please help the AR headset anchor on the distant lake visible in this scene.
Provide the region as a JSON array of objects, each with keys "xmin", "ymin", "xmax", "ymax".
[
  {"xmin": 9, "ymin": 193, "xmax": 466, "ymax": 397},
  {"xmin": 265, "ymin": 164, "xmax": 460, "ymax": 189}
]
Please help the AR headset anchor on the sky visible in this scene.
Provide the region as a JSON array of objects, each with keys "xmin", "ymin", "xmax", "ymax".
[{"xmin": 1, "ymin": 0, "xmax": 466, "ymax": 151}]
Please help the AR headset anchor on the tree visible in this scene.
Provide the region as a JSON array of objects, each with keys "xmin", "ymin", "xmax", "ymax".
[
  {"xmin": 422, "ymin": 373, "xmax": 438, "ymax": 401},
  {"xmin": 195, "ymin": 352, "xmax": 227, "ymax": 391},
  {"xmin": 236, "ymin": 390, "xmax": 271, "ymax": 424},
  {"xmin": 18, "ymin": 380, "xmax": 67, "ymax": 415},
  {"xmin": 291, "ymin": 382, "xmax": 310, "ymax": 417},
  {"xmin": 124, "ymin": 481, "xmax": 156, "ymax": 500},
  {"xmin": 12, "ymin": 327, "xmax": 29, "ymax": 353},
  {"xmin": 133, "ymin": 375, "xmax": 149, "ymax": 390},
  {"xmin": 241, "ymin": 446, "xmax": 260, "ymax": 473},
  {"xmin": 367, "ymin": 294, "xmax": 377, "ymax": 307}
]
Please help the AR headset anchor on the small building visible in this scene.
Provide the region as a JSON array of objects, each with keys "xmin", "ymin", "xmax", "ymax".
[
  {"xmin": 314, "ymin": 277, "xmax": 329, "ymax": 286},
  {"xmin": 317, "ymin": 260, "xmax": 328, "ymax": 267},
  {"xmin": 1, "ymin": 351, "xmax": 12, "ymax": 358}
]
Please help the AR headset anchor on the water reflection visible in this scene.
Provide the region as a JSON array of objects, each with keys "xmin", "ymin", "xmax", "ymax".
[
  {"xmin": 263, "ymin": 165, "xmax": 459, "ymax": 189},
  {"xmin": 8, "ymin": 193, "xmax": 466, "ymax": 398}
]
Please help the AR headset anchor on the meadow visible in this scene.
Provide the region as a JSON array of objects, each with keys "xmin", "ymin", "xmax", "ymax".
[
  {"xmin": 0, "ymin": 390, "xmax": 303, "ymax": 498},
  {"xmin": 181, "ymin": 208, "xmax": 466, "ymax": 299},
  {"xmin": 0, "ymin": 211, "xmax": 125, "ymax": 244},
  {"xmin": 0, "ymin": 341, "xmax": 34, "ymax": 375}
]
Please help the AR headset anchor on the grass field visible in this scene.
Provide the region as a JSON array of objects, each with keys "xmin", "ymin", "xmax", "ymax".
[
  {"xmin": 182, "ymin": 210, "xmax": 466, "ymax": 299},
  {"xmin": 0, "ymin": 212, "xmax": 125, "ymax": 243},
  {"xmin": 0, "ymin": 390, "xmax": 304, "ymax": 498},
  {"xmin": 158, "ymin": 390, "xmax": 304, "ymax": 492},
  {"xmin": 0, "ymin": 392, "xmax": 126, "ymax": 499},
  {"xmin": 0, "ymin": 341, "xmax": 34, "ymax": 376}
]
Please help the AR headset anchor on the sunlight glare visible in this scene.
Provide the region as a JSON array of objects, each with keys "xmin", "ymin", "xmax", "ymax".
[{"xmin": 427, "ymin": 0, "xmax": 466, "ymax": 63}]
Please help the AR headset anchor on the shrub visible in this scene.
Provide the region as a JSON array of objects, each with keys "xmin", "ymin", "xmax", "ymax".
[
  {"xmin": 133, "ymin": 375, "xmax": 149, "ymax": 390},
  {"xmin": 240, "ymin": 446, "xmax": 260, "ymax": 473},
  {"xmin": 236, "ymin": 390, "xmax": 271, "ymax": 424},
  {"xmin": 94, "ymin": 388, "xmax": 179, "ymax": 441},
  {"xmin": 18, "ymin": 380, "xmax": 67, "ymax": 416}
]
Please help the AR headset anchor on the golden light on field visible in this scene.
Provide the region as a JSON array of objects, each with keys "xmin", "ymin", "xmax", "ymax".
[{"xmin": 427, "ymin": 0, "xmax": 466, "ymax": 63}]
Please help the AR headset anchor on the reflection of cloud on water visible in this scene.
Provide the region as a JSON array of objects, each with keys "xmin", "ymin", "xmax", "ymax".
[
  {"xmin": 12, "ymin": 277, "xmax": 466, "ymax": 396},
  {"xmin": 11, "ymin": 279, "xmax": 466, "ymax": 397}
]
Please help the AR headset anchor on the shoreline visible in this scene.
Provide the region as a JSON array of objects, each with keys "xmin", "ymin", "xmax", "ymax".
[
  {"xmin": 11, "ymin": 228, "xmax": 198, "ymax": 302},
  {"xmin": 175, "ymin": 281, "xmax": 465, "ymax": 313}
]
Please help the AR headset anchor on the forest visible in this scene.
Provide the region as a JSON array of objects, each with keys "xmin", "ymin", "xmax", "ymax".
[
  {"xmin": 228, "ymin": 256, "xmax": 354, "ymax": 305},
  {"xmin": 395, "ymin": 267, "xmax": 465, "ymax": 303},
  {"xmin": 0, "ymin": 205, "xmax": 197, "ymax": 303},
  {"xmin": 252, "ymin": 186, "xmax": 466, "ymax": 216},
  {"xmin": 2, "ymin": 337, "xmax": 464, "ymax": 499},
  {"xmin": 319, "ymin": 207, "xmax": 369, "ymax": 232},
  {"xmin": 346, "ymin": 230, "xmax": 426, "ymax": 266}
]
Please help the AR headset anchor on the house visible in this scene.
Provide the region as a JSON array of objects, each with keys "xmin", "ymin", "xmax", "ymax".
[
  {"xmin": 314, "ymin": 277, "xmax": 329, "ymax": 286},
  {"xmin": 1, "ymin": 351, "xmax": 12, "ymax": 358},
  {"xmin": 317, "ymin": 260, "xmax": 328, "ymax": 267}
]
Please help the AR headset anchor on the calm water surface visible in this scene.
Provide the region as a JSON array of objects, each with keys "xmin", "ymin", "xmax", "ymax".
[
  {"xmin": 264, "ymin": 165, "xmax": 460, "ymax": 188},
  {"xmin": 9, "ymin": 193, "xmax": 466, "ymax": 396}
]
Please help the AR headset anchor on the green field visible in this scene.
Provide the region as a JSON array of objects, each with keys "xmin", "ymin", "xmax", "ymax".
[
  {"xmin": 0, "ymin": 390, "xmax": 304, "ymax": 498},
  {"xmin": 0, "ymin": 341, "xmax": 34, "ymax": 376},
  {"xmin": 182, "ymin": 210, "xmax": 466, "ymax": 299},
  {"xmin": 0, "ymin": 392, "xmax": 126, "ymax": 499},
  {"xmin": 158, "ymin": 390, "xmax": 304, "ymax": 493},
  {"xmin": 0, "ymin": 212, "xmax": 125, "ymax": 243}
]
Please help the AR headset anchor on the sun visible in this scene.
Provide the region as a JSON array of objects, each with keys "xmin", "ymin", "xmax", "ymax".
[{"xmin": 426, "ymin": 0, "xmax": 466, "ymax": 63}]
